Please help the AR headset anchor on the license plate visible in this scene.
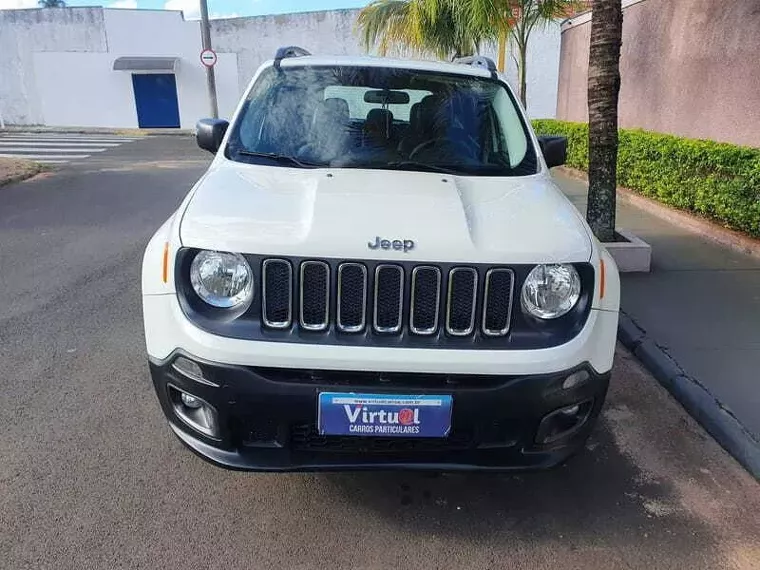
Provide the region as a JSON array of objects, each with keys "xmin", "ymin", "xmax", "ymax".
[{"xmin": 317, "ymin": 393, "xmax": 453, "ymax": 438}]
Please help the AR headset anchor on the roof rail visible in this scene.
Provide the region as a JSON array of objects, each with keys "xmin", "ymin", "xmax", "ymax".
[
  {"xmin": 273, "ymin": 46, "xmax": 312, "ymax": 69},
  {"xmin": 452, "ymin": 56, "xmax": 498, "ymax": 78}
]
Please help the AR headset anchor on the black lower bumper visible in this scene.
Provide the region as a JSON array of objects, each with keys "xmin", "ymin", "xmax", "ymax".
[{"xmin": 149, "ymin": 353, "xmax": 610, "ymax": 472}]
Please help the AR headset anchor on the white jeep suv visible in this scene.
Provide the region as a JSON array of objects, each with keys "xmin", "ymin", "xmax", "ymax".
[{"xmin": 142, "ymin": 47, "xmax": 620, "ymax": 471}]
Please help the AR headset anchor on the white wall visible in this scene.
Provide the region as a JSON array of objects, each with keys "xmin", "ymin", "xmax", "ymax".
[
  {"xmin": 34, "ymin": 53, "xmax": 138, "ymax": 128},
  {"xmin": 211, "ymin": 9, "xmax": 561, "ymax": 119},
  {"xmin": 480, "ymin": 25, "xmax": 562, "ymax": 119},
  {"xmin": 100, "ymin": 9, "xmax": 239, "ymax": 127},
  {"xmin": 0, "ymin": 8, "xmax": 107, "ymax": 125},
  {"xmin": 0, "ymin": 7, "xmax": 561, "ymax": 127},
  {"xmin": 0, "ymin": 7, "xmax": 239, "ymax": 128},
  {"xmin": 211, "ymin": 10, "xmax": 364, "ymax": 94},
  {"xmin": 177, "ymin": 53, "xmax": 240, "ymax": 124}
]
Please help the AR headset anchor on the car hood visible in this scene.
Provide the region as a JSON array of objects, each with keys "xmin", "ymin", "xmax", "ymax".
[{"xmin": 180, "ymin": 161, "xmax": 593, "ymax": 264}]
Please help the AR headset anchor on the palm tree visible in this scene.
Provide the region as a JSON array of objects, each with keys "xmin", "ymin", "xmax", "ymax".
[
  {"xmin": 39, "ymin": 0, "xmax": 66, "ymax": 6},
  {"xmin": 358, "ymin": 0, "xmax": 487, "ymax": 59},
  {"xmin": 585, "ymin": 0, "xmax": 623, "ymax": 242},
  {"xmin": 358, "ymin": 1, "xmax": 584, "ymax": 108},
  {"xmin": 501, "ymin": 0, "xmax": 585, "ymax": 107}
]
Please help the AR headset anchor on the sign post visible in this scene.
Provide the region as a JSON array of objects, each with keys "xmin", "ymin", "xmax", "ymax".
[{"xmin": 199, "ymin": 0, "xmax": 219, "ymax": 119}]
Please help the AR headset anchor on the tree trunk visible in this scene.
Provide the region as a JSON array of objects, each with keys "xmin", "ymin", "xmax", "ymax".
[
  {"xmin": 586, "ymin": 0, "xmax": 623, "ymax": 243},
  {"xmin": 497, "ymin": 31, "xmax": 507, "ymax": 72},
  {"xmin": 518, "ymin": 42, "xmax": 527, "ymax": 108}
]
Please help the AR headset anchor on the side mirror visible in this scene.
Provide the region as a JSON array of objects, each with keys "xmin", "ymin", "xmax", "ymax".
[
  {"xmin": 537, "ymin": 135, "xmax": 567, "ymax": 169},
  {"xmin": 196, "ymin": 118, "xmax": 229, "ymax": 154}
]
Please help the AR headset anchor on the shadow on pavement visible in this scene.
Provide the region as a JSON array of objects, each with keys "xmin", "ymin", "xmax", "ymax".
[{"xmin": 319, "ymin": 421, "xmax": 710, "ymax": 549}]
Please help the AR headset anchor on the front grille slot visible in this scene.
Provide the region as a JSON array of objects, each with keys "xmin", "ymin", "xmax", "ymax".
[
  {"xmin": 410, "ymin": 266, "xmax": 441, "ymax": 335},
  {"xmin": 337, "ymin": 263, "xmax": 367, "ymax": 332},
  {"xmin": 482, "ymin": 269, "xmax": 514, "ymax": 337},
  {"xmin": 446, "ymin": 268, "xmax": 478, "ymax": 336},
  {"xmin": 300, "ymin": 261, "xmax": 329, "ymax": 331},
  {"xmin": 373, "ymin": 265, "xmax": 404, "ymax": 333},
  {"xmin": 262, "ymin": 259, "xmax": 292, "ymax": 328}
]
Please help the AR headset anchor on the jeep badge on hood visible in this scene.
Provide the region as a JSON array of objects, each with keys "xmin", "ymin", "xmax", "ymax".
[{"xmin": 368, "ymin": 236, "xmax": 415, "ymax": 252}]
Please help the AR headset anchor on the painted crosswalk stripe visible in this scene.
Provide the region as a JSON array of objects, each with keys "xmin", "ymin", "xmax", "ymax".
[
  {"xmin": 0, "ymin": 138, "xmax": 137, "ymax": 144},
  {"xmin": 0, "ymin": 147, "xmax": 108, "ymax": 153},
  {"xmin": 0, "ymin": 134, "xmax": 138, "ymax": 137},
  {"xmin": 0, "ymin": 133, "xmax": 139, "ymax": 164},
  {"xmin": 0, "ymin": 141, "xmax": 122, "ymax": 147},
  {"xmin": 0, "ymin": 154, "xmax": 91, "ymax": 160}
]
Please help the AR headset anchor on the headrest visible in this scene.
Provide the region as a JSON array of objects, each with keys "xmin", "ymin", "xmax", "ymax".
[
  {"xmin": 417, "ymin": 94, "xmax": 446, "ymax": 134},
  {"xmin": 313, "ymin": 97, "xmax": 349, "ymax": 127},
  {"xmin": 364, "ymin": 108, "xmax": 394, "ymax": 132},
  {"xmin": 409, "ymin": 95, "xmax": 435, "ymax": 130}
]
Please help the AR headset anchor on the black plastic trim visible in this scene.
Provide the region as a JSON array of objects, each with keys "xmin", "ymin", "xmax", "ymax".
[
  {"xmin": 175, "ymin": 249, "xmax": 595, "ymax": 350},
  {"xmin": 273, "ymin": 45, "xmax": 311, "ymax": 69},
  {"xmin": 149, "ymin": 354, "xmax": 611, "ymax": 472}
]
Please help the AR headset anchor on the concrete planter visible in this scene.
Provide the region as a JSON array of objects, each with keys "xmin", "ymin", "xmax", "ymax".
[{"xmin": 603, "ymin": 229, "xmax": 652, "ymax": 272}]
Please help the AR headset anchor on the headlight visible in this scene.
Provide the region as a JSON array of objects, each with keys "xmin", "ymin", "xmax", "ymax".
[
  {"xmin": 521, "ymin": 264, "xmax": 581, "ymax": 319},
  {"xmin": 190, "ymin": 250, "xmax": 253, "ymax": 308}
]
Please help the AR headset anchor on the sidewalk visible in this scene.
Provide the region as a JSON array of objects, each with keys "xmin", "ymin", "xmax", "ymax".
[{"xmin": 553, "ymin": 172, "xmax": 760, "ymax": 475}]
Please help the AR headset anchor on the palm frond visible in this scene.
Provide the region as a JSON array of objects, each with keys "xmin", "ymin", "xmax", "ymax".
[{"xmin": 357, "ymin": 1, "xmax": 415, "ymax": 56}]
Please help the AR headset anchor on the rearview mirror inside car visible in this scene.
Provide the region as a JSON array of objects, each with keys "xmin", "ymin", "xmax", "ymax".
[
  {"xmin": 537, "ymin": 135, "xmax": 567, "ymax": 169},
  {"xmin": 363, "ymin": 90, "xmax": 411, "ymax": 105},
  {"xmin": 196, "ymin": 118, "xmax": 229, "ymax": 154}
]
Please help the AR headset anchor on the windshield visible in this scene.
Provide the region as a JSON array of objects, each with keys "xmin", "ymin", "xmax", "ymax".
[{"xmin": 226, "ymin": 65, "xmax": 538, "ymax": 176}]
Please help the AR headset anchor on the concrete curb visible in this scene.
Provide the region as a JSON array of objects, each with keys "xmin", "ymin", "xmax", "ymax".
[{"xmin": 618, "ymin": 313, "xmax": 760, "ymax": 480}]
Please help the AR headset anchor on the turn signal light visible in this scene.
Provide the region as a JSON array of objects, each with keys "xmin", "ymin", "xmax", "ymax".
[
  {"xmin": 172, "ymin": 356, "xmax": 218, "ymax": 387},
  {"xmin": 562, "ymin": 370, "xmax": 590, "ymax": 390},
  {"xmin": 162, "ymin": 242, "xmax": 170, "ymax": 284}
]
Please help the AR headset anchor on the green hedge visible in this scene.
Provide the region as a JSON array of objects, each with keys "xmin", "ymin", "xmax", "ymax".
[{"xmin": 532, "ymin": 119, "xmax": 760, "ymax": 238}]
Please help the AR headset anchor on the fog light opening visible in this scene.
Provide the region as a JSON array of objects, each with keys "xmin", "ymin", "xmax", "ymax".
[
  {"xmin": 535, "ymin": 400, "xmax": 593, "ymax": 445},
  {"xmin": 181, "ymin": 392, "xmax": 203, "ymax": 409},
  {"xmin": 168, "ymin": 385, "xmax": 220, "ymax": 439}
]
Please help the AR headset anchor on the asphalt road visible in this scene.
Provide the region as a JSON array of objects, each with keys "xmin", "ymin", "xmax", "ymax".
[{"xmin": 1, "ymin": 136, "xmax": 758, "ymax": 570}]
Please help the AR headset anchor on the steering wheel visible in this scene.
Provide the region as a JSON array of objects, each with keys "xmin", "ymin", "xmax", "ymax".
[{"xmin": 408, "ymin": 136, "xmax": 479, "ymax": 161}]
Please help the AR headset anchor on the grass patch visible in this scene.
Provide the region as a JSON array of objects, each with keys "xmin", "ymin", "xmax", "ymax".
[{"xmin": 0, "ymin": 158, "xmax": 46, "ymax": 187}]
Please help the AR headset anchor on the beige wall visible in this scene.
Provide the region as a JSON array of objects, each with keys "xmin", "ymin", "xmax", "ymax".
[{"xmin": 556, "ymin": 0, "xmax": 760, "ymax": 148}]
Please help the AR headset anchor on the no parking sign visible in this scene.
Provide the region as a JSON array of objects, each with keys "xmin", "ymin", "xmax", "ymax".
[{"xmin": 200, "ymin": 49, "xmax": 217, "ymax": 68}]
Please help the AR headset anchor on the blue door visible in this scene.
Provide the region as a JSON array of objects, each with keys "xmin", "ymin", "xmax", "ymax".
[{"xmin": 131, "ymin": 74, "xmax": 180, "ymax": 128}]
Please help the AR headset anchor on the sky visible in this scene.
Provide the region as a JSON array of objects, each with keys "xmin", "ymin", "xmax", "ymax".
[{"xmin": 0, "ymin": 0, "xmax": 372, "ymax": 19}]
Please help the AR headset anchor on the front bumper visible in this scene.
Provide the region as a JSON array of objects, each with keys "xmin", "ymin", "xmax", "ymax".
[
  {"xmin": 143, "ymin": 292, "xmax": 620, "ymax": 376},
  {"xmin": 150, "ymin": 354, "xmax": 610, "ymax": 471}
]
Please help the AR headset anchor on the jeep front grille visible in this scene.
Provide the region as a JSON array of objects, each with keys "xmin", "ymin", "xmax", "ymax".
[
  {"xmin": 446, "ymin": 267, "xmax": 478, "ymax": 336},
  {"xmin": 374, "ymin": 265, "xmax": 404, "ymax": 333},
  {"xmin": 260, "ymin": 259, "xmax": 515, "ymax": 339},
  {"xmin": 337, "ymin": 263, "xmax": 367, "ymax": 332},
  {"xmin": 482, "ymin": 268, "xmax": 515, "ymax": 336},
  {"xmin": 410, "ymin": 266, "xmax": 441, "ymax": 335},
  {"xmin": 300, "ymin": 261, "xmax": 329, "ymax": 330},
  {"xmin": 262, "ymin": 259, "xmax": 292, "ymax": 329}
]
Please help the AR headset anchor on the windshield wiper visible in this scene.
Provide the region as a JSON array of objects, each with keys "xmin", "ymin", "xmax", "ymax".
[
  {"xmin": 235, "ymin": 150, "xmax": 325, "ymax": 169},
  {"xmin": 385, "ymin": 161, "xmax": 466, "ymax": 175}
]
